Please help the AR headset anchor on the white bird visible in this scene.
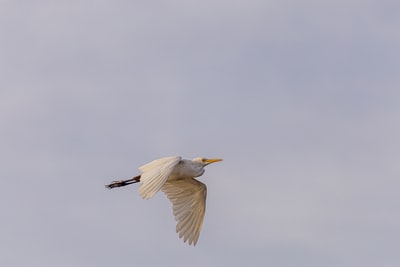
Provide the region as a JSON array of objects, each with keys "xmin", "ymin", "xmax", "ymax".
[{"xmin": 106, "ymin": 156, "xmax": 223, "ymax": 246}]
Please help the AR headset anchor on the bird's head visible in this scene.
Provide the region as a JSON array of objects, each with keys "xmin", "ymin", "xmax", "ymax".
[{"xmin": 192, "ymin": 157, "xmax": 223, "ymax": 166}]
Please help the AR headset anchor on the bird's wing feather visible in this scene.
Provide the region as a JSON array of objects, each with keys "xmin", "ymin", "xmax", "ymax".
[
  {"xmin": 162, "ymin": 179, "xmax": 207, "ymax": 246},
  {"xmin": 138, "ymin": 156, "xmax": 181, "ymax": 199}
]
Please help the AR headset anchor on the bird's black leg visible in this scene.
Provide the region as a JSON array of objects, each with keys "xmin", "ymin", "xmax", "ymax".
[{"xmin": 105, "ymin": 175, "xmax": 141, "ymax": 189}]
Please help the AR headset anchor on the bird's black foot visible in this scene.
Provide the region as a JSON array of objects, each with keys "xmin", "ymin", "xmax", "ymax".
[
  {"xmin": 105, "ymin": 180, "xmax": 125, "ymax": 189},
  {"xmin": 105, "ymin": 175, "xmax": 141, "ymax": 189}
]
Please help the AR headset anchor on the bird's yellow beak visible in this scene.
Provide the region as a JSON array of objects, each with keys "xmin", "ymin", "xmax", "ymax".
[{"xmin": 204, "ymin": 158, "xmax": 223, "ymax": 164}]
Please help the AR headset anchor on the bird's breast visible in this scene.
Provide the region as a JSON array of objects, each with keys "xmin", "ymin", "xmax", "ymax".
[{"xmin": 168, "ymin": 162, "xmax": 204, "ymax": 180}]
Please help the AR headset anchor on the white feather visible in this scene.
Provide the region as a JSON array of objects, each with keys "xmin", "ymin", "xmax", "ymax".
[
  {"xmin": 138, "ymin": 156, "xmax": 181, "ymax": 199},
  {"xmin": 162, "ymin": 179, "xmax": 207, "ymax": 246}
]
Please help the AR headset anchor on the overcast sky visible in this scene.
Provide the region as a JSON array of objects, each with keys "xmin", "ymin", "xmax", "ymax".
[{"xmin": 1, "ymin": 1, "xmax": 400, "ymax": 266}]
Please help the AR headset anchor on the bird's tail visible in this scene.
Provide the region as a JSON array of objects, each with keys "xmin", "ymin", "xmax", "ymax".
[{"xmin": 105, "ymin": 175, "xmax": 141, "ymax": 189}]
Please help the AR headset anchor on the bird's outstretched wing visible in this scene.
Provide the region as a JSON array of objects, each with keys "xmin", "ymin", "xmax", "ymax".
[
  {"xmin": 138, "ymin": 156, "xmax": 181, "ymax": 199},
  {"xmin": 162, "ymin": 179, "xmax": 207, "ymax": 246}
]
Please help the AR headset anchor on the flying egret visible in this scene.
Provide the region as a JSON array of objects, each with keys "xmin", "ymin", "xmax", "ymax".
[{"xmin": 106, "ymin": 156, "xmax": 223, "ymax": 246}]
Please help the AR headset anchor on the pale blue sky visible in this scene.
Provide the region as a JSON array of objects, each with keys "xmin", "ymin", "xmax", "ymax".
[{"xmin": 1, "ymin": 1, "xmax": 400, "ymax": 266}]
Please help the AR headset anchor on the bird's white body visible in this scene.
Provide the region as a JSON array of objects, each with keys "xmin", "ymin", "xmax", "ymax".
[
  {"xmin": 118, "ymin": 156, "xmax": 222, "ymax": 246},
  {"xmin": 170, "ymin": 159, "xmax": 206, "ymax": 178}
]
